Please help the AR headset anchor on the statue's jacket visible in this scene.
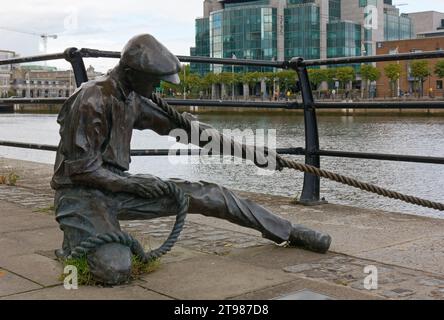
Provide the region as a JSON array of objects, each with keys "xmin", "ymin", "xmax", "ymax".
[{"xmin": 51, "ymin": 75, "xmax": 176, "ymax": 189}]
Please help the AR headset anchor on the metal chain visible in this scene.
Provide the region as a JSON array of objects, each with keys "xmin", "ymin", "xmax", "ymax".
[
  {"xmin": 71, "ymin": 181, "xmax": 189, "ymax": 262},
  {"xmin": 150, "ymin": 93, "xmax": 444, "ymax": 212}
]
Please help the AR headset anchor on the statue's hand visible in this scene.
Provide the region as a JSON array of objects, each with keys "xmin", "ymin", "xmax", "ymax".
[{"xmin": 125, "ymin": 175, "xmax": 170, "ymax": 199}]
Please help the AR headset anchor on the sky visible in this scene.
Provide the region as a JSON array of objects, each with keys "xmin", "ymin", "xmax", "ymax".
[{"xmin": 1, "ymin": 0, "xmax": 444, "ymax": 72}]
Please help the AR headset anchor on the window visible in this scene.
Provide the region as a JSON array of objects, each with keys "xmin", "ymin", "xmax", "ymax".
[{"xmin": 437, "ymin": 80, "xmax": 443, "ymax": 90}]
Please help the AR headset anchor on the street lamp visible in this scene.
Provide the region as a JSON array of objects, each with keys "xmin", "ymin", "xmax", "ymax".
[
  {"xmin": 183, "ymin": 64, "xmax": 186, "ymax": 100},
  {"xmin": 361, "ymin": 42, "xmax": 367, "ymax": 99},
  {"xmin": 232, "ymin": 53, "xmax": 236, "ymax": 100},
  {"xmin": 272, "ymin": 56, "xmax": 277, "ymax": 101},
  {"xmin": 395, "ymin": 47, "xmax": 401, "ymax": 98}
]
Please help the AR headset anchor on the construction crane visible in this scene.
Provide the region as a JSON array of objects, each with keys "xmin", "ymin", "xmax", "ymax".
[{"xmin": 0, "ymin": 26, "xmax": 58, "ymax": 55}]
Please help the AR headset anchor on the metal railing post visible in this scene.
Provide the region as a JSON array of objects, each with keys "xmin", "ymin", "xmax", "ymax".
[
  {"xmin": 64, "ymin": 48, "xmax": 89, "ymax": 86},
  {"xmin": 290, "ymin": 57, "xmax": 326, "ymax": 205}
]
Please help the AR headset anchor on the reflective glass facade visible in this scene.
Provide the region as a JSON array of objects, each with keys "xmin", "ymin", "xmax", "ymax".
[
  {"xmin": 190, "ymin": 17, "xmax": 210, "ymax": 75},
  {"xmin": 209, "ymin": 4, "xmax": 277, "ymax": 72},
  {"xmin": 329, "ymin": 0, "xmax": 341, "ymax": 21},
  {"xmin": 284, "ymin": 3, "xmax": 320, "ymax": 61},
  {"xmin": 384, "ymin": 12, "xmax": 414, "ymax": 41},
  {"xmin": 327, "ymin": 21, "xmax": 362, "ymax": 58},
  {"xmin": 191, "ymin": 0, "xmax": 416, "ymax": 75}
]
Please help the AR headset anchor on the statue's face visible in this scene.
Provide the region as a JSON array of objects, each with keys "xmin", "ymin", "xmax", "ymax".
[{"xmin": 125, "ymin": 67, "xmax": 160, "ymax": 97}]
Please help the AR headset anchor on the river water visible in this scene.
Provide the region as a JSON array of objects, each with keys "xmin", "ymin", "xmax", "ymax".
[{"xmin": 0, "ymin": 112, "xmax": 443, "ymax": 219}]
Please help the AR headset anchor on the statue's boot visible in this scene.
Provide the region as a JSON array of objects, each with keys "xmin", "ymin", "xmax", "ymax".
[
  {"xmin": 288, "ymin": 224, "xmax": 332, "ymax": 254},
  {"xmin": 87, "ymin": 243, "xmax": 132, "ymax": 285}
]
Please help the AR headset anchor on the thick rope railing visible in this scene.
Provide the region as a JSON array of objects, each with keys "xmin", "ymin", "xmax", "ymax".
[
  {"xmin": 70, "ymin": 181, "xmax": 189, "ymax": 262},
  {"xmin": 149, "ymin": 93, "xmax": 444, "ymax": 212}
]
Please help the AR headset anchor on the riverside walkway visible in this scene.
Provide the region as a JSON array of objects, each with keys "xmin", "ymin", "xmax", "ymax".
[{"xmin": 1, "ymin": 157, "xmax": 444, "ymax": 300}]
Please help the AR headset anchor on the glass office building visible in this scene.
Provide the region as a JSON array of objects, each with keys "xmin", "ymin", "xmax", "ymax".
[
  {"xmin": 190, "ymin": 17, "xmax": 210, "ymax": 75},
  {"xmin": 191, "ymin": 0, "xmax": 415, "ymax": 75},
  {"xmin": 284, "ymin": 2, "xmax": 320, "ymax": 61},
  {"xmin": 384, "ymin": 12, "xmax": 414, "ymax": 41},
  {"xmin": 329, "ymin": 0, "xmax": 341, "ymax": 21},
  {"xmin": 208, "ymin": 4, "xmax": 277, "ymax": 72},
  {"xmin": 327, "ymin": 21, "xmax": 362, "ymax": 58}
]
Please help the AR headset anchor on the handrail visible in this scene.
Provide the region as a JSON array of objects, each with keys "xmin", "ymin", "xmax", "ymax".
[
  {"xmin": 1, "ymin": 48, "xmax": 444, "ymax": 67},
  {"xmin": 1, "ymin": 140, "xmax": 443, "ymax": 165},
  {"xmin": 2, "ymin": 98, "xmax": 444, "ymax": 109}
]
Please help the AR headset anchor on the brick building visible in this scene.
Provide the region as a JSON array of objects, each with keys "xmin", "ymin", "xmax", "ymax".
[
  {"xmin": 11, "ymin": 65, "xmax": 102, "ymax": 98},
  {"xmin": 0, "ymin": 50, "xmax": 16, "ymax": 98},
  {"xmin": 375, "ymin": 37, "xmax": 444, "ymax": 98}
]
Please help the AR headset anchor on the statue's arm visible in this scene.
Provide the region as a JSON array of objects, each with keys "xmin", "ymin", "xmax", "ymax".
[
  {"xmin": 61, "ymin": 89, "xmax": 167, "ymax": 198},
  {"xmin": 70, "ymin": 168, "xmax": 168, "ymax": 198}
]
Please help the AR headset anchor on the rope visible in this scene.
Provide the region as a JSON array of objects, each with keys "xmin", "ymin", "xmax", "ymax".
[
  {"xmin": 149, "ymin": 93, "xmax": 444, "ymax": 212},
  {"xmin": 71, "ymin": 181, "xmax": 189, "ymax": 262}
]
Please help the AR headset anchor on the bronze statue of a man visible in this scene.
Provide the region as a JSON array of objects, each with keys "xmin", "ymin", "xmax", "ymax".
[{"xmin": 52, "ymin": 34, "xmax": 331, "ymax": 285}]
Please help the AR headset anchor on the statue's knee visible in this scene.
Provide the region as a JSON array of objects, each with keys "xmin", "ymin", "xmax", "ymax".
[
  {"xmin": 199, "ymin": 180, "xmax": 226, "ymax": 193},
  {"xmin": 87, "ymin": 243, "xmax": 132, "ymax": 285}
]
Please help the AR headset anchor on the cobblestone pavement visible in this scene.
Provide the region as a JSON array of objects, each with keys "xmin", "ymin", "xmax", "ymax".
[
  {"xmin": 121, "ymin": 219, "xmax": 271, "ymax": 256},
  {"xmin": 0, "ymin": 185, "xmax": 54, "ymax": 210},
  {"xmin": 2, "ymin": 157, "xmax": 444, "ymax": 300},
  {"xmin": 283, "ymin": 255, "xmax": 444, "ymax": 300},
  {"xmin": 0, "ymin": 157, "xmax": 271, "ymax": 253}
]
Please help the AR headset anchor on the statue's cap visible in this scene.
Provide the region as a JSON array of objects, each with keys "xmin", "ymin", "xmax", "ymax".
[{"xmin": 120, "ymin": 34, "xmax": 181, "ymax": 84}]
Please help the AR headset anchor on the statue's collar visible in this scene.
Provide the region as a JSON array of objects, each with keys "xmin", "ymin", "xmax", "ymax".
[{"xmin": 108, "ymin": 68, "xmax": 130, "ymax": 100}]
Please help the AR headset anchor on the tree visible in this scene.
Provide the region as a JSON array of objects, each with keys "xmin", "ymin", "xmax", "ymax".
[
  {"xmin": 434, "ymin": 60, "xmax": 444, "ymax": 79},
  {"xmin": 204, "ymin": 72, "xmax": 220, "ymax": 98},
  {"xmin": 160, "ymin": 79, "xmax": 179, "ymax": 97},
  {"xmin": 7, "ymin": 89, "xmax": 16, "ymax": 98},
  {"xmin": 360, "ymin": 64, "xmax": 381, "ymax": 98},
  {"xmin": 335, "ymin": 67, "xmax": 355, "ymax": 97},
  {"xmin": 308, "ymin": 69, "xmax": 328, "ymax": 98},
  {"xmin": 276, "ymin": 70, "xmax": 298, "ymax": 94},
  {"xmin": 218, "ymin": 72, "xmax": 236, "ymax": 98},
  {"xmin": 434, "ymin": 61, "xmax": 444, "ymax": 98},
  {"xmin": 410, "ymin": 60, "xmax": 430, "ymax": 97},
  {"xmin": 384, "ymin": 63, "xmax": 402, "ymax": 97},
  {"xmin": 186, "ymin": 73, "xmax": 204, "ymax": 97},
  {"xmin": 240, "ymin": 72, "xmax": 262, "ymax": 97},
  {"xmin": 262, "ymin": 72, "xmax": 277, "ymax": 97}
]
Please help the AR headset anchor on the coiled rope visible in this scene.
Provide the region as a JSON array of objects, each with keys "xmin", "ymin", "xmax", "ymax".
[
  {"xmin": 71, "ymin": 181, "xmax": 189, "ymax": 262},
  {"xmin": 149, "ymin": 93, "xmax": 444, "ymax": 212}
]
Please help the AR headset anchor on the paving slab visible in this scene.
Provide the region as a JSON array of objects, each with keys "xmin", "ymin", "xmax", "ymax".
[
  {"xmin": 281, "ymin": 255, "xmax": 444, "ymax": 300},
  {"xmin": 0, "ymin": 254, "xmax": 63, "ymax": 287},
  {"xmin": 0, "ymin": 237, "xmax": 35, "ymax": 264},
  {"xmin": 0, "ymin": 268, "xmax": 42, "ymax": 297},
  {"xmin": 226, "ymin": 245, "xmax": 333, "ymax": 270},
  {"xmin": 2, "ymin": 157, "xmax": 444, "ymax": 300},
  {"xmin": 273, "ymin": 289, "xmax": 334, "ymax": 300},
  {"xmin": 356, "ymin": 235, "xmax": 444, "ymax": 275},
  {"xmin": 2, "ymin": 226, "xmax": 62, "ymax": 255},
  {"xmin": 236, "ymin": 191, "xmax": 444, "ymax": 256},
  {"xmin": 136, "ymin": 236, "xmax": 206, "ymax": 264},
  {"xmin": 231, "ymin": 278, "xmax": 380, "ymax": 300},
  {"xmin": 0, "ymin": 202, "xmax": 55, "ymax": 233},
  {"xmin": 137, "ymin": 255, "xmax": 295, "ymax": 300},
  {"xmin": 1, "ymin": 284, "xmax": 170, "ymax": 300}
]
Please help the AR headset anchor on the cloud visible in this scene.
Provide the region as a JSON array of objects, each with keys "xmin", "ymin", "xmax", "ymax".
[
  {"xmin": 0, "ymin": 0, "xmax": 203, "ymax": 71},
  {"xmin": 1, "ymin": 0, "xmax": 444, "ymax": 72}
]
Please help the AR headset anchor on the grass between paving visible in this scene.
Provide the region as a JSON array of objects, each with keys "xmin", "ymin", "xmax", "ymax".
[
  {"xmin": 33, "ymin": 205, "xmax": 55, "ymax": 215},
  {"xmin": 59, "ymin": 255, "xmax": 160, "ymax": 286}
]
